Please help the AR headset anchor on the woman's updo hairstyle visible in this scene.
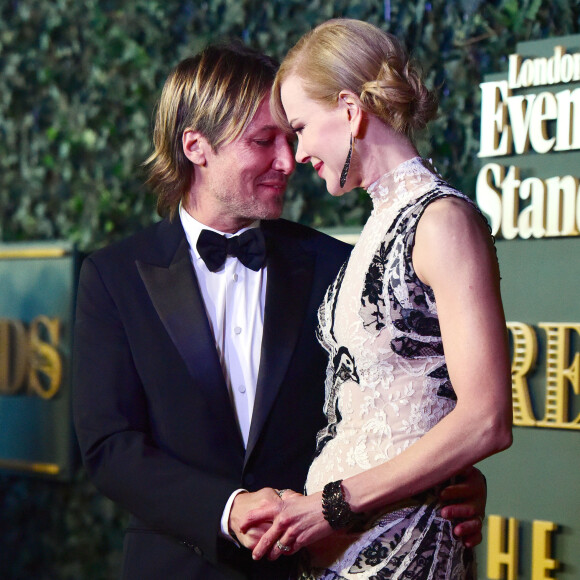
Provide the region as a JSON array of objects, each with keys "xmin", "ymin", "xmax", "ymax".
[{"xmin": 271, "ymin": 19, "xmax": 438, "ymax": 138}]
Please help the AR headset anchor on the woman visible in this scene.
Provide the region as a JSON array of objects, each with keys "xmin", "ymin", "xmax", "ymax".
[{"xmin": 244, "ymin": 19, "xmax": 513, "ymax": 579}]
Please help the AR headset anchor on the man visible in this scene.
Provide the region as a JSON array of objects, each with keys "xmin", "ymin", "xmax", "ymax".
[{"xmin": 73, "ymin": 43, "xmax": 486, "ymax": 580}]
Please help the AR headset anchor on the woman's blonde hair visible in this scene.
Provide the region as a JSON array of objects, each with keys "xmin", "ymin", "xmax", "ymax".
[
  {"xmin": 145, "ymin": 43, "xmax": 278, "ymax": 218},
  {"xmin": 271, "ymin": 19, "xmax": 438, "ymax": 138}
]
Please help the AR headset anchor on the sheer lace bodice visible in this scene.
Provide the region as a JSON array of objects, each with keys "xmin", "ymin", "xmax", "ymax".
[
  {"xmin": 306, "ymin": 157, "xmax": 478, "ymax": 494},
  {"xmin": 299, "ymin": 158, "xmax": 482, "ymax": 580}
]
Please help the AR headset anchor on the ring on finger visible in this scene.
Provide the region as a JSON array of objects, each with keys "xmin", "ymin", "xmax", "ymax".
[
  {"xmin": 275, "ymin": 489, "xmax": 288, "ymax": 499},
  {"xmin": 276, "ymin": 540, "xmax": 291, "ymax": 552}
]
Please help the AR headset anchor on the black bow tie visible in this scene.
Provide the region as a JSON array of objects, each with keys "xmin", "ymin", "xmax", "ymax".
[{"xmin": 196, "ymin": 228, "xmax": 267, "ymax": 272}]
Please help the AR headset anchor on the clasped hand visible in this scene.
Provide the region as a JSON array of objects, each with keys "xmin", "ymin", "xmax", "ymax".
[
  {"xmin": 229, "ymin": 487, "xmax": 331, "ymax": 561},
  {"xmin": 228, "ymin": 466, "xmax": 487, "ymax": 561}
]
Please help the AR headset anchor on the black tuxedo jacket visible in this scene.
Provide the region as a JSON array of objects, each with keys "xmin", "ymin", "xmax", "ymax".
[{"xmin": 72, "ymin": 217, "xmax": 351, "ymax": 579}]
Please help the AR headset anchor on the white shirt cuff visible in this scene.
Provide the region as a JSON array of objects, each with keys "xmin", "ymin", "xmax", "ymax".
[{"xmin": 220, "ymin": 488, "xmax": 248, "ymax": 544}]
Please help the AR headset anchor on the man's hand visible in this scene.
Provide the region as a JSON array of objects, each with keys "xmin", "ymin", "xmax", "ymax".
[
  {"xmin": 440, "ymin": 466, "xmax": 487, "ymax": 548},
  {"xmin": 228, "ymin": 488, "xmax": 281, "ymax": 550}
]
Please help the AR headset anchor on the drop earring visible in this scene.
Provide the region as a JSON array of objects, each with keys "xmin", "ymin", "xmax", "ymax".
[{"xmin": 340, "ymin": 133, "xmax": 353, "ymax": 188}]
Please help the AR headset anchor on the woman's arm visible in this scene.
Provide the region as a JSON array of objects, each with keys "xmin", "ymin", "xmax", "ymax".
[
  {"xmin": 250, "ymin": 197, "xmax": 512, "ymax": 559},
  {"xmin": 341, "ymin": 197, "xmax": 512, "ymax": 512}
]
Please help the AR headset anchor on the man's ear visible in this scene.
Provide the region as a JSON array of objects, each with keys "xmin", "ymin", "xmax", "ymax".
[
  {"xmin": 338, "ymin": 91, "xmax": 364, "ymax": 138},
  {"xmin": 182, "ymin": 130, "xmax": 209, "ymax": 166}
]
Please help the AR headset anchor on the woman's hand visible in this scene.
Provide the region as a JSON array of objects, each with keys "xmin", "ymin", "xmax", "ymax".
[{"xmin": 243, "ymin": 490, "xmax": 333, "ymax": 561}]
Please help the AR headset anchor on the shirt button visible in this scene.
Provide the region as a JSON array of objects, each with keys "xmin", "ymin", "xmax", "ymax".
[
  {"xmin": 233, "ymin": 273, "xmax": 239, "ymax": 282},
  {"xmin": 234, "ymin": 327, "xmax": 242, "ymax": 335},
  {"xmin": 238, "ymin": 385, "xmax": 246, "ymax": 393}
]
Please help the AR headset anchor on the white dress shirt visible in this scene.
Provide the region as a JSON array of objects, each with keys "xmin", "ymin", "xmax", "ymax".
[{"xmin": 179, "ymin": 206, "xmax": 266, "ymax": 539}]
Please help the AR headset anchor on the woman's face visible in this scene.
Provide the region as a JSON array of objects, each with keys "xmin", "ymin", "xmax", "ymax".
[{"xmin": 280, "ymin": 75, "xmax": 353, "ymax": 195}]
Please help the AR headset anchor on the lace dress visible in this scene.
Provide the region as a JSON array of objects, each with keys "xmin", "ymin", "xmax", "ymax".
[{"xmin": 299, "ymin": 158, "xmax": 480, "ymax": 580}]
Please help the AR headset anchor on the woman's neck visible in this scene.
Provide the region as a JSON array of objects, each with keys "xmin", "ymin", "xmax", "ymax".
[{"xmin": 352, "ymin": 118, "xmax": 419, "ymax": 190}]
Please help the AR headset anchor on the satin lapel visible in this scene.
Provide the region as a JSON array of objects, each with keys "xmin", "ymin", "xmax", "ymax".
[
  {"xmin": 245, "ymin": 230, "xmax": 316, "ymax": 462},
  {"xmin": 137, "ymin": 235, "xmax": 242, "ymax": 446}
]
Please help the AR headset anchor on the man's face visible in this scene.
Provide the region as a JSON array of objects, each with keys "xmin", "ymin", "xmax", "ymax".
[{"xmin": 190, "ymin": 94, "xmax": 296, "ymax": 232}]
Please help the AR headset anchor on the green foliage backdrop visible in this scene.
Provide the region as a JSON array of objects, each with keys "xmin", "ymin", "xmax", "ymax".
[{"xmin": 1, "ymin": 0, "xmax": 579, "ymax": 577}]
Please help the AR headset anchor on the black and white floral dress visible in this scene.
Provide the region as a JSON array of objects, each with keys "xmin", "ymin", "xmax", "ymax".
[{"xmin": 300, "ymin": 158, "xmax": 482, "ymax": 580}]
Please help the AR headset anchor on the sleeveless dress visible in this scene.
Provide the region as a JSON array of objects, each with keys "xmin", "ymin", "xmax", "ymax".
[{"xmin": 299, "ymin": 158, "xmax": 481, "ymax": 580}]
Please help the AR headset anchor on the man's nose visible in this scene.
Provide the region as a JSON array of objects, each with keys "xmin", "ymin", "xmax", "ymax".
[{"xmin": 273, "ymin": 139, "xmax": 296, "ymax": 174}]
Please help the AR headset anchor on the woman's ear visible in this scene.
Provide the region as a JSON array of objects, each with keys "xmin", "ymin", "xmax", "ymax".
[
  {"xmin": 182, "ymin": 130, "xmax": 208, "ymax": 166},
  {"xmin": 338, "ymin": 90, "xmax": 364, "ymax": 138}
]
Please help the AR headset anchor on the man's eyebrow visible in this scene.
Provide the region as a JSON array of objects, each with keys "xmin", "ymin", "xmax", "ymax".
[
  {"xmin": 252, "ymin": 124, "xmax": 281, "ymax": 132},
  {"xmin": 246, "ymin": 124, "xmax": 287, "ymax": 137}
]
